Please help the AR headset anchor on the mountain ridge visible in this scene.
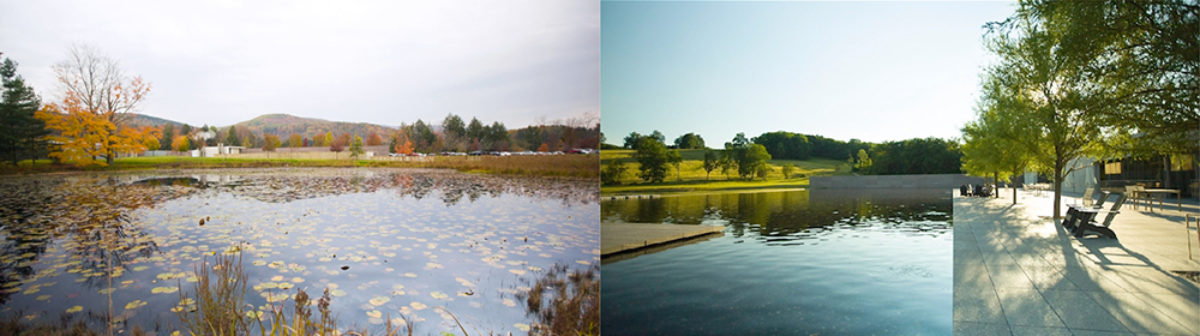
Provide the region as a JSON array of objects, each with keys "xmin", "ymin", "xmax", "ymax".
[{"xmin": 125, "ymin": 113, "xmax": 397, "ymax": 139}]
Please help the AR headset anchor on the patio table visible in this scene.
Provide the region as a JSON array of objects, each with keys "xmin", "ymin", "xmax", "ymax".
[{"xmin": 1140, "ymin": 188, "xmax": 1181, "ymax": 211}]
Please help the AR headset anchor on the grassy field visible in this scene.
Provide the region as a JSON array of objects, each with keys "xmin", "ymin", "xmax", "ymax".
[
  {"xmin": 601, "ymin": 149, "xmax": 852, "ymax": 195},
  {"xmin": 0, "ymin": 154, "xmax": 599, "ymax": 178}
]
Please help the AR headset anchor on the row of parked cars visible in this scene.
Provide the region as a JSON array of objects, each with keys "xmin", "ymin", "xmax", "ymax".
[{"xmin": 387, "ymin": 148, "xmax": 595, "ymax": 157}]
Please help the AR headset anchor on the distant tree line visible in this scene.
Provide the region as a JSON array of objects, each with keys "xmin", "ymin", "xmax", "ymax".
[
  {"xmin": 388, "ymin": 114, "xmax": 600, "ymax": 155},
  {"xmin": 607, "ymin": 129, "xmax": 962, "ymax": 178},
  {"xmin": 605, "ymin": 131, "xmax": 773, "ymax": 184}
]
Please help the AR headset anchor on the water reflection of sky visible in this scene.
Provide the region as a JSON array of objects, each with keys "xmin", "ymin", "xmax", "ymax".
[
  {"xmin": 601, "ymin": 189, "xmax": 952, "ymax": 335},
  {"xmin": 0, "ymin": 169, "xmax": 598, "ymax": 334}
]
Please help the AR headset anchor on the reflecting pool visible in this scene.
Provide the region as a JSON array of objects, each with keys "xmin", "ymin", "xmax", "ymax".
[{"xmin": 601, "ymin": 189, "xmax": 952, "ymax": 335}]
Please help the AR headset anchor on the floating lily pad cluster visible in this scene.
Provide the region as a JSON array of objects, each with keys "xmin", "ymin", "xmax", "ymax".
[{"xmin": 0, "ymin": 168, "xmax": 599, "ymax": 333}]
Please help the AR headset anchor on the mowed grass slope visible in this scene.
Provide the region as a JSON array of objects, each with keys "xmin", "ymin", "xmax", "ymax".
[{"xmin": 601, "ymin": 149, "xmax": 851, "ymax": 195}]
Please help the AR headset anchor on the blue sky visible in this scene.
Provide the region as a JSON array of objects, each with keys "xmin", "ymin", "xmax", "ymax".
[{"xmin": 601, "ymin": 1, "xmax": 1017, "ymax": 146}]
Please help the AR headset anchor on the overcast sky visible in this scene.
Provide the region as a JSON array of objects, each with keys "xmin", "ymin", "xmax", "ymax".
[
  {"xmin": 0, "ymin": 0, "xmax": 599, "ymax": 128},
  {"xmin": 602, "ymin": 1, "xmax": 1016, "ymax": 145}
]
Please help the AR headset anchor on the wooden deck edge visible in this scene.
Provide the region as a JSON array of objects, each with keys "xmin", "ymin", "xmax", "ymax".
[{"xmin": 600, "ymin": 226, "xmax": 725, "ymax": 257}]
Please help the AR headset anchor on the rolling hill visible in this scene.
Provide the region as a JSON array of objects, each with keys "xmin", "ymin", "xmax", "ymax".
[
  {"xmin": 124, "ymin": 113, "xmax": 186, "ymax": 129},
  {"xmin": 121, "ymin": 113, "xmax": 397, "ymax": 139},
  {"xmin": 233, "ymin": 113, "xmax": 396, "ymax": 139}
]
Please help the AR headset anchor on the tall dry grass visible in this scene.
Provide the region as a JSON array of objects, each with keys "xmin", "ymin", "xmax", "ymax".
[
  {"xmin": 176, "ymin": 251, "xmax": 428, "ymax": 336},
  {"xmin": 175, "ymin": 252, "xmax": 251, "ymax": 335},
  {"xmin": 520, "ymin": 264, "xmax": 600, "ymax": 336}
]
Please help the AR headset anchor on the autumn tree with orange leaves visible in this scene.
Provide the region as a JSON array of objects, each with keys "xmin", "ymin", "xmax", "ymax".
[
  {"xmin": 35, "ymin": 46, "xmax": 152, "ymax": 166},
  {"xmin": 171, "ymin": 135, "xmax": 190, "ymax": 152},
  {"xmin": 393, "ymin": 135, "xmax": 414, "ymax": 155},
  {"xmin": 366, "ymin": 132, "xmax": 383, "ymax": 146}
]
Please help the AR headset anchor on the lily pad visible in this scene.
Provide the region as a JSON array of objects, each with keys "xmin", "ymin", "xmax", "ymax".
[
  {"xmin": 125, "ymin": 299, "xmax": 148, "ymax": 310},
  {"xmin": 368, "ymin": 296, "xmax": 390, "ymax": 306},
  {"xmin": 151, "ymin": 286, "xmax": 178, "ymax": 294}
]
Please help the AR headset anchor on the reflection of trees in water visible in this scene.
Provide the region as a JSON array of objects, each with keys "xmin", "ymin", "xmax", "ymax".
[
  {"xmin": 0, "ymin": 168, "xmax": 596, "ymax": 303},
  {"xmin": 117, "ymin": 169, "xmax": 596, "ymax": 206},
  {"xmin": 0, "ymin": 180, "xmax": 53, "ymax": 304},
  {"xmin": 601, "ymin": 189, "xmax": 952, "ymax": 237},
  {"xmin": 63, "ymin": 184, "xmax": 165, "ymax": 289},
  {"xmin": 0, "ymin": 177, "xmax": 186, "ymax": 304}
]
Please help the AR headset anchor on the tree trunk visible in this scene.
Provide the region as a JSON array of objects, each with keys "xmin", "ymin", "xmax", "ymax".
[
  {"xmin": 1163, "ymin": 155, "xmax": 1170, "ymax": 188},
  {"xmin": 1013, "ymin": 180, "xmax": 1018, "ymax": 205},
  {"xmin": 994, "ymin": 172, "xmax": 1000, "ymax": 198},
  {"xmin": 1053, "ymin": 160, "xmax": 1064, "ymax": 219}
]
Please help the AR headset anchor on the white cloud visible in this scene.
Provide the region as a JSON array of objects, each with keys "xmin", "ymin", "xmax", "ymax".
[{"xmin": 0, "ymin": 0, "xmax": 599, "ymax": 128}]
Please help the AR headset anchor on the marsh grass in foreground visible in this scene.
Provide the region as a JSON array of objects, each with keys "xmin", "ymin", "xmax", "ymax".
[
  {"xmin": 177, "ymin": 251, "xmax": 421, "ymax": 336},
  {"xmin": 0, "ymin": 251, "xmax": 579, "ymax": 336},
  {"xmin": 518, "ymin": 264, "xmax": 600, "ymax": 336}
]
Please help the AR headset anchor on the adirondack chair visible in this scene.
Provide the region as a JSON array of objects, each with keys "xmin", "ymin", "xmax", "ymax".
[
  {"xmin": 1068, "ymin": 193, "xmax": 1126, "ymax": 239},
  {"xmin": 1124, "ymin": 185, "xmax": 1152, "ymax": 210},
  {"xmin": 1080, "ymin": 187, "xmax": 1095, "ymax": 207},
  {"xmin": 1064, "ymin": 191, "xmax": 1112, "ymax": 232}
]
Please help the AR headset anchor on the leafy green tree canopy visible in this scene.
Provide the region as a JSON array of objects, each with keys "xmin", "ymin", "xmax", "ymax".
[{"xmin": 633, "ymin": 137, "xmax": 670, "ymax": 183}]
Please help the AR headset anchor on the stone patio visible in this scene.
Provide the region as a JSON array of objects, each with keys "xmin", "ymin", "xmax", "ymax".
[{"xmin": 954, "ymin": 188, "xmax": 1200, "ymax": 335}]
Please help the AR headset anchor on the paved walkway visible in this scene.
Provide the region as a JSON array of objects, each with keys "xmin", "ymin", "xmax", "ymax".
[
  {"xmin": 954, "ymin": 189, "xmax": 1199, "ymax": 335},
  {"xmin": 601, "ymin": 223, "xmax": 724, "ymax": 257}
]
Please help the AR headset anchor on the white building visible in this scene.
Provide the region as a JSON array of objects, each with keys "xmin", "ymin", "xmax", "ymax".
[
  {"xmin": 191, "ymin": 144, "xmax": 244, "ymax": 157},
  {"xmin": 1023, "ymin": 157, "xmax": 1099, "ymax": 194}
]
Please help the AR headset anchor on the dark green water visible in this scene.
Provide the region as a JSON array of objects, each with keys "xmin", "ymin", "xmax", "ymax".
[{"xmin": 601, "ymin": 188, "xmax": 952, "ymax": 335}]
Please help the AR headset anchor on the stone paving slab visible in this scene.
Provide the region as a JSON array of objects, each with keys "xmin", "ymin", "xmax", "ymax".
[
  {"xmin": 600, "ymin": 223, "xmax": 724, "ymax": 257},
  {"xmin": 954, "ymin": 189, "xmax": 1200, "ymax": 335}
]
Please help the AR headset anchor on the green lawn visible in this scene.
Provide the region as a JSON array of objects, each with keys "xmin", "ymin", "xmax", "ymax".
[{"xmin": 601, "ymin": 149, "xmax": 852, "ymax": 195}]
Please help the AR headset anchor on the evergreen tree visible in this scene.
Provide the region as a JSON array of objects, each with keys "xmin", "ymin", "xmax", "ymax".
[
  {"xmin": 160, "ymin": 124, "xmax": 175, "ymax": 150},
  {"xmin": 0, "ymin": 58, "xmax": 47, "ymax": 165},
  {"xmin": 487, "ymin": 121, "xmax": 508, "ymax": 151},
  {"xmin": 225, "ymin": 125, "xmax": 240, "ymax": 146},
  {"xmin": 467, "ymin": 117, "xmax": 484, "ymax": 143}
]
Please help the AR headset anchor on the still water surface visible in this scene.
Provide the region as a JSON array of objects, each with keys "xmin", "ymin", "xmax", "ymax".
[
  {"xmin": 601, "ymin": 189, "xmax": 952, "ymax": 335},
  {"xmin": 0, "ymin": 168, "xmax": 598, "ymax": 334}
]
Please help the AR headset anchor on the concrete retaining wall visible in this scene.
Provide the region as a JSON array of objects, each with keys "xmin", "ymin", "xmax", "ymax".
[{"xmin": 810, "ymin": 174, "xmax": 985, "ymax": 189}]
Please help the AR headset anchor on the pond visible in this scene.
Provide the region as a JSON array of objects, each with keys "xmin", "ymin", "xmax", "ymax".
[
  {"xmin": 601, "ymin": 189, "xmax": 952, "ymax": 335},
  {"xmin": 0, "ymin": 168, "xmax": 598, "ymax": 334}
]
